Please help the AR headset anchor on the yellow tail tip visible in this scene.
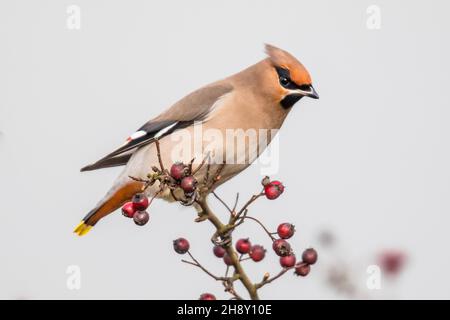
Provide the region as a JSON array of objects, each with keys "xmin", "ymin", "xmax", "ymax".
[{"xmin": 73, "ymin": 221, "xmax": 93, "ymax": 236}]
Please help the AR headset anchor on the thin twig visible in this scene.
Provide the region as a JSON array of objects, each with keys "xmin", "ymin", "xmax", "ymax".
[
  {"xmin": 223, "ymin": 280, "xmax": 243, "ymax": 300},
  {"xmin": 232, "ymin": 193, "xmax": 240, "ymax": 212},
  {"xmin": 128, "ymin": 175, "xmax": 156, "ymax": 192},
  {"xmin": 128, "ymin": 176, "xmax": 148, "ymax": 183},
  {"xmin": 154, "ymin": 139, "xmax": 165, "ymax": 171},
  {"xmin": 181, "ymin": 251, "xmax": 227, "ymax": 281},
  {"xmin": 203, "ymin": 163, "xmax": 211, "ymax": 186},
  {"xmin": 208, "ymin": 164, "xmax": 225, "ymax": 189},
  {"xmin": 255, "ymin": 267, "xmax": 294, "ymax": 289},
  {"xmin": 234, "ymin": 190, "xmax": 265, "ymax": 222},
  {"xmin": 212, "ymin": 191, "xmax": 233, "ymax": 213},
  {"xmin": 192, "ymin": 152, "xmax": 210, "ymax": 176},
  {"xmin": 233, "ymin": 209, "xmax": 248, "ymax": 228},
  {"xmin": 187, "ymin": 157, "xmax": 195, "ymax": 174},
  {"xmin": 148, "ymin": 187, "xmax": 164, "ymax": 204},
  {"xmin": 237, "ymin": 216, "xmax": 276, "ymax": 241}
]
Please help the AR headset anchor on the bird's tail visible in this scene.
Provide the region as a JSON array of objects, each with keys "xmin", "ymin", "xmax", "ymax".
[{"xmin": 74, "ymin": 181, "xmax": 144, "ymax": 236}]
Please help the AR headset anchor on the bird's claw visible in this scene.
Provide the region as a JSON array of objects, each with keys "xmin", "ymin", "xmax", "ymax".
[
  {"xmin": 179, "ymin": 190, "xmax": 198, "ymax": 206},
  {"xmin": 211, "ymin": 232, "xmax": 232, "ymax": 247}
]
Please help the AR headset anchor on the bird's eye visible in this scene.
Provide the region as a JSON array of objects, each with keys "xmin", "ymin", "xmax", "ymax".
[
  {"xmin": 279, "ymin": 76, "xmax": 290, "ymax": 87},
  {"xmin": 275, "ymin": 67, "xmax": 293, "ymax": 88}
]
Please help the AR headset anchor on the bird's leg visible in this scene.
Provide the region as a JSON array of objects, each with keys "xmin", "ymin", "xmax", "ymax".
[
  {"xmin": 210, "ymin": 229, "xmax": 232, "ymax": 247},
  {"xmin": 179, "ymin": 190, "xmax": 198, "ymax": 206}
]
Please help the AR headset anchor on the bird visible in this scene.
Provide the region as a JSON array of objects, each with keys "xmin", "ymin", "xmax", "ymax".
[{"xmin": 74, "ymin": 44, "xmax": 319, "ymax": 236}]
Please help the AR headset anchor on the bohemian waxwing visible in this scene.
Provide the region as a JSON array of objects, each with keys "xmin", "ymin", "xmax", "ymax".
[{"xmin": 74, "ymin": 44, "xmax": 319, "ymax": 236}]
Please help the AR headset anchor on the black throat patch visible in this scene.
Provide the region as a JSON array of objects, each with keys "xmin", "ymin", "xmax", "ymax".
[{"xmin": 280, "ymin": 94, "xmax": 303, "ymax": 109}]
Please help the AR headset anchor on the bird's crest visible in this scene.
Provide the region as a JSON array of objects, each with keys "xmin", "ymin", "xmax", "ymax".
[{"xmin": 265, "ymin": 44, "xmax": 312, "ymax": 86}]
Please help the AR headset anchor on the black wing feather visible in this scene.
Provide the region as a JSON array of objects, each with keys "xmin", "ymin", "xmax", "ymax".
[
  {"xmin": 80, "ymin": 83, "xmax": 233, "ymax": 172},
  {"xmin": 80, "ymin": 120, "xmax": 192, "ymax": 172}
]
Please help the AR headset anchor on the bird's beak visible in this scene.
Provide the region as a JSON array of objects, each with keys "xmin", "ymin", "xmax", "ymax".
[
  {"xmin": 292, "ymin": 85, "xmax": 319, "ymax": 99},
  {"xmin": 306, "ymin": 85, "xmax": 319, "ymax": 99}
]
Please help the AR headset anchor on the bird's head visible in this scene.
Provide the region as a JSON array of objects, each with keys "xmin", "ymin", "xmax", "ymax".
[{"xmin": 263, "ymin": 44, "xmax": 319, "ymax": 109}]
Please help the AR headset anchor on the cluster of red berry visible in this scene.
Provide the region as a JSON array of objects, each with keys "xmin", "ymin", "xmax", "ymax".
[
  {"xmin": 120, "ymin": 162, "xmax": 201, "ymax": 226},
  {"xmin": 212, "ymin": 225, "xmax": 317, "ymax": 275},
  {"xmin": 121, "ymin": 158, "xmax": 317, "ymax": 300},
  {"xmin": 172, "ymin": 222, "xmax": 317, "ymax": 300},
  {"xmin": 170, "ymin": 162, "xmax": 198, "ymax": 194},
  {"xmin": 121, "ymin": 193, "xmax": 150, "ymax": 226}
]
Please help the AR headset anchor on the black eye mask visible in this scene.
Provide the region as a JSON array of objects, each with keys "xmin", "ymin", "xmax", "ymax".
[{"xmin": 275, "ymin": 67, "xmax": 299, "ymax": 90}]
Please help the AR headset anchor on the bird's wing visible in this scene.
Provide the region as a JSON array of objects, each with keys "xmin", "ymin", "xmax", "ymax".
[{"xmin": 80, "ymin": 83, "xmax": 233, "ymax": 172}]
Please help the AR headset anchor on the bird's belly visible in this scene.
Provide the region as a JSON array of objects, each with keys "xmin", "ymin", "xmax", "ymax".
[{"xmin": 122, "ymin": 123, "xmax": 270, "ymax": 196}]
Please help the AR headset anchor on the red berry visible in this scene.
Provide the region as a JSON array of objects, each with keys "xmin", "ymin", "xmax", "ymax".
[
  {"xmin": 223, "ymin": 253, "xmax": 233, "ymax": 266},
  {"xmin": 132, "ymin": 193, "xmax": 149, "ymax": 211},
  {"xmin": 235, "ymin": 238, "xmax": 252, "ymax": 254},
  {"xmin": 249, "ymin": 245, "xmax": 266, "ymax": 262},
  {"xmin": 277, "ymin": 223, "xmax": 295, "ymax": 239},
  {"xmin": 173, "ymin": 238, "xmax": 190, "ymax": 254},
  {"xmin": 378, "ymin": 250, "xmax": 406, "ymax": 275},
  {"xmin": 199, "ymin": 293, "xmax": 216, "ymax": 300},
  {"xmin": 264, "ymin": 180, "xmax": 285, "ymax": 200},
  {"xmin": 213, "ymin": 245, "xmax": 226, "ymax": 258},
  {"xmin": 280, "ymin": 254, "xmax": 296, "ymax": 268},
  {"xmin": 302, "ymin": 248, "xmax": 318, "ymax": 265},
  {"xmin": 170, "ymin": 162, "xmax": 187, "ymax": 180},
  {"xmin": 294, "ymin": 262, "xmax": 311, "ymax": 277},
  {"xmin": 272, "ymin": 239, "xmax": 292, "ymax": 257},
  {"xmin": 133, "ymin": 211, "xmax": 149, "ymax": 226},
  {"xmin": 180, "ymin": 176, "xmax": 197, "ymax": 193},
  {"xmin": 121, "ymin": 202, "xmax": 136, "ymax": 218}
]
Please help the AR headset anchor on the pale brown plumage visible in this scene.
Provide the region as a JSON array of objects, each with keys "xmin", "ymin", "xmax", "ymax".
[{"xmin": 74, "ymin": 44, "xmax": 319, "ymax": 236}]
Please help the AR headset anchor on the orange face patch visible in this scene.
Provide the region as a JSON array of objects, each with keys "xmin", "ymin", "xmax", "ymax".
[{"xmin": 265, "ymin": 44, "xmax": 312, "ymax": 86}]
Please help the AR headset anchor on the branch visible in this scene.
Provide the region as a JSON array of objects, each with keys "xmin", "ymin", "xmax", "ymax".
[
  {"xmin": 232, "ymin": 193, "xmax": 240, "ymax": 212},
  {"xmin": 154, "ymin": 139, "xmax": 165, "ymax": 171},
  {"xmin": 255, "ymin": 266, "xmax": 294, "ymax": 289},
  {"xmin": 223, "ymin": 279, "xmax": 243, "ymax": 300},
  {"xmin": 192, "ymin": 152, "xmax": 210, "ymax": 176},
  {"xmin": 181, "ymin": 251, "xmax": 227, "ymax": 281},
  {"xmin": 145, "ymin": 137, "xmax": 303, "ymax": 300},
  {"xmin": 233, "ymin": 190, "xmax": 265, "ymax": 222},
  {"xmin": 212, "ymin": 191, "xmax": 233, "ymax": 214},
  {"xmin": 196, "ymin": 198, "xmax": 260, "ymax": 300},
  {"xmin": 207, "ymin": 164, "xmax": 225, "ymax": 189},
  {"xmin": 237, "ymin": 216, "xmax": 277, "ymax": 241}
]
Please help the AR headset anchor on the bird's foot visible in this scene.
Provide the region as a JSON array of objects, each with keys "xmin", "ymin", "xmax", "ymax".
[{"xmin": 211, "ymin": 231, "xmax": 232, "ymax": 247}]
